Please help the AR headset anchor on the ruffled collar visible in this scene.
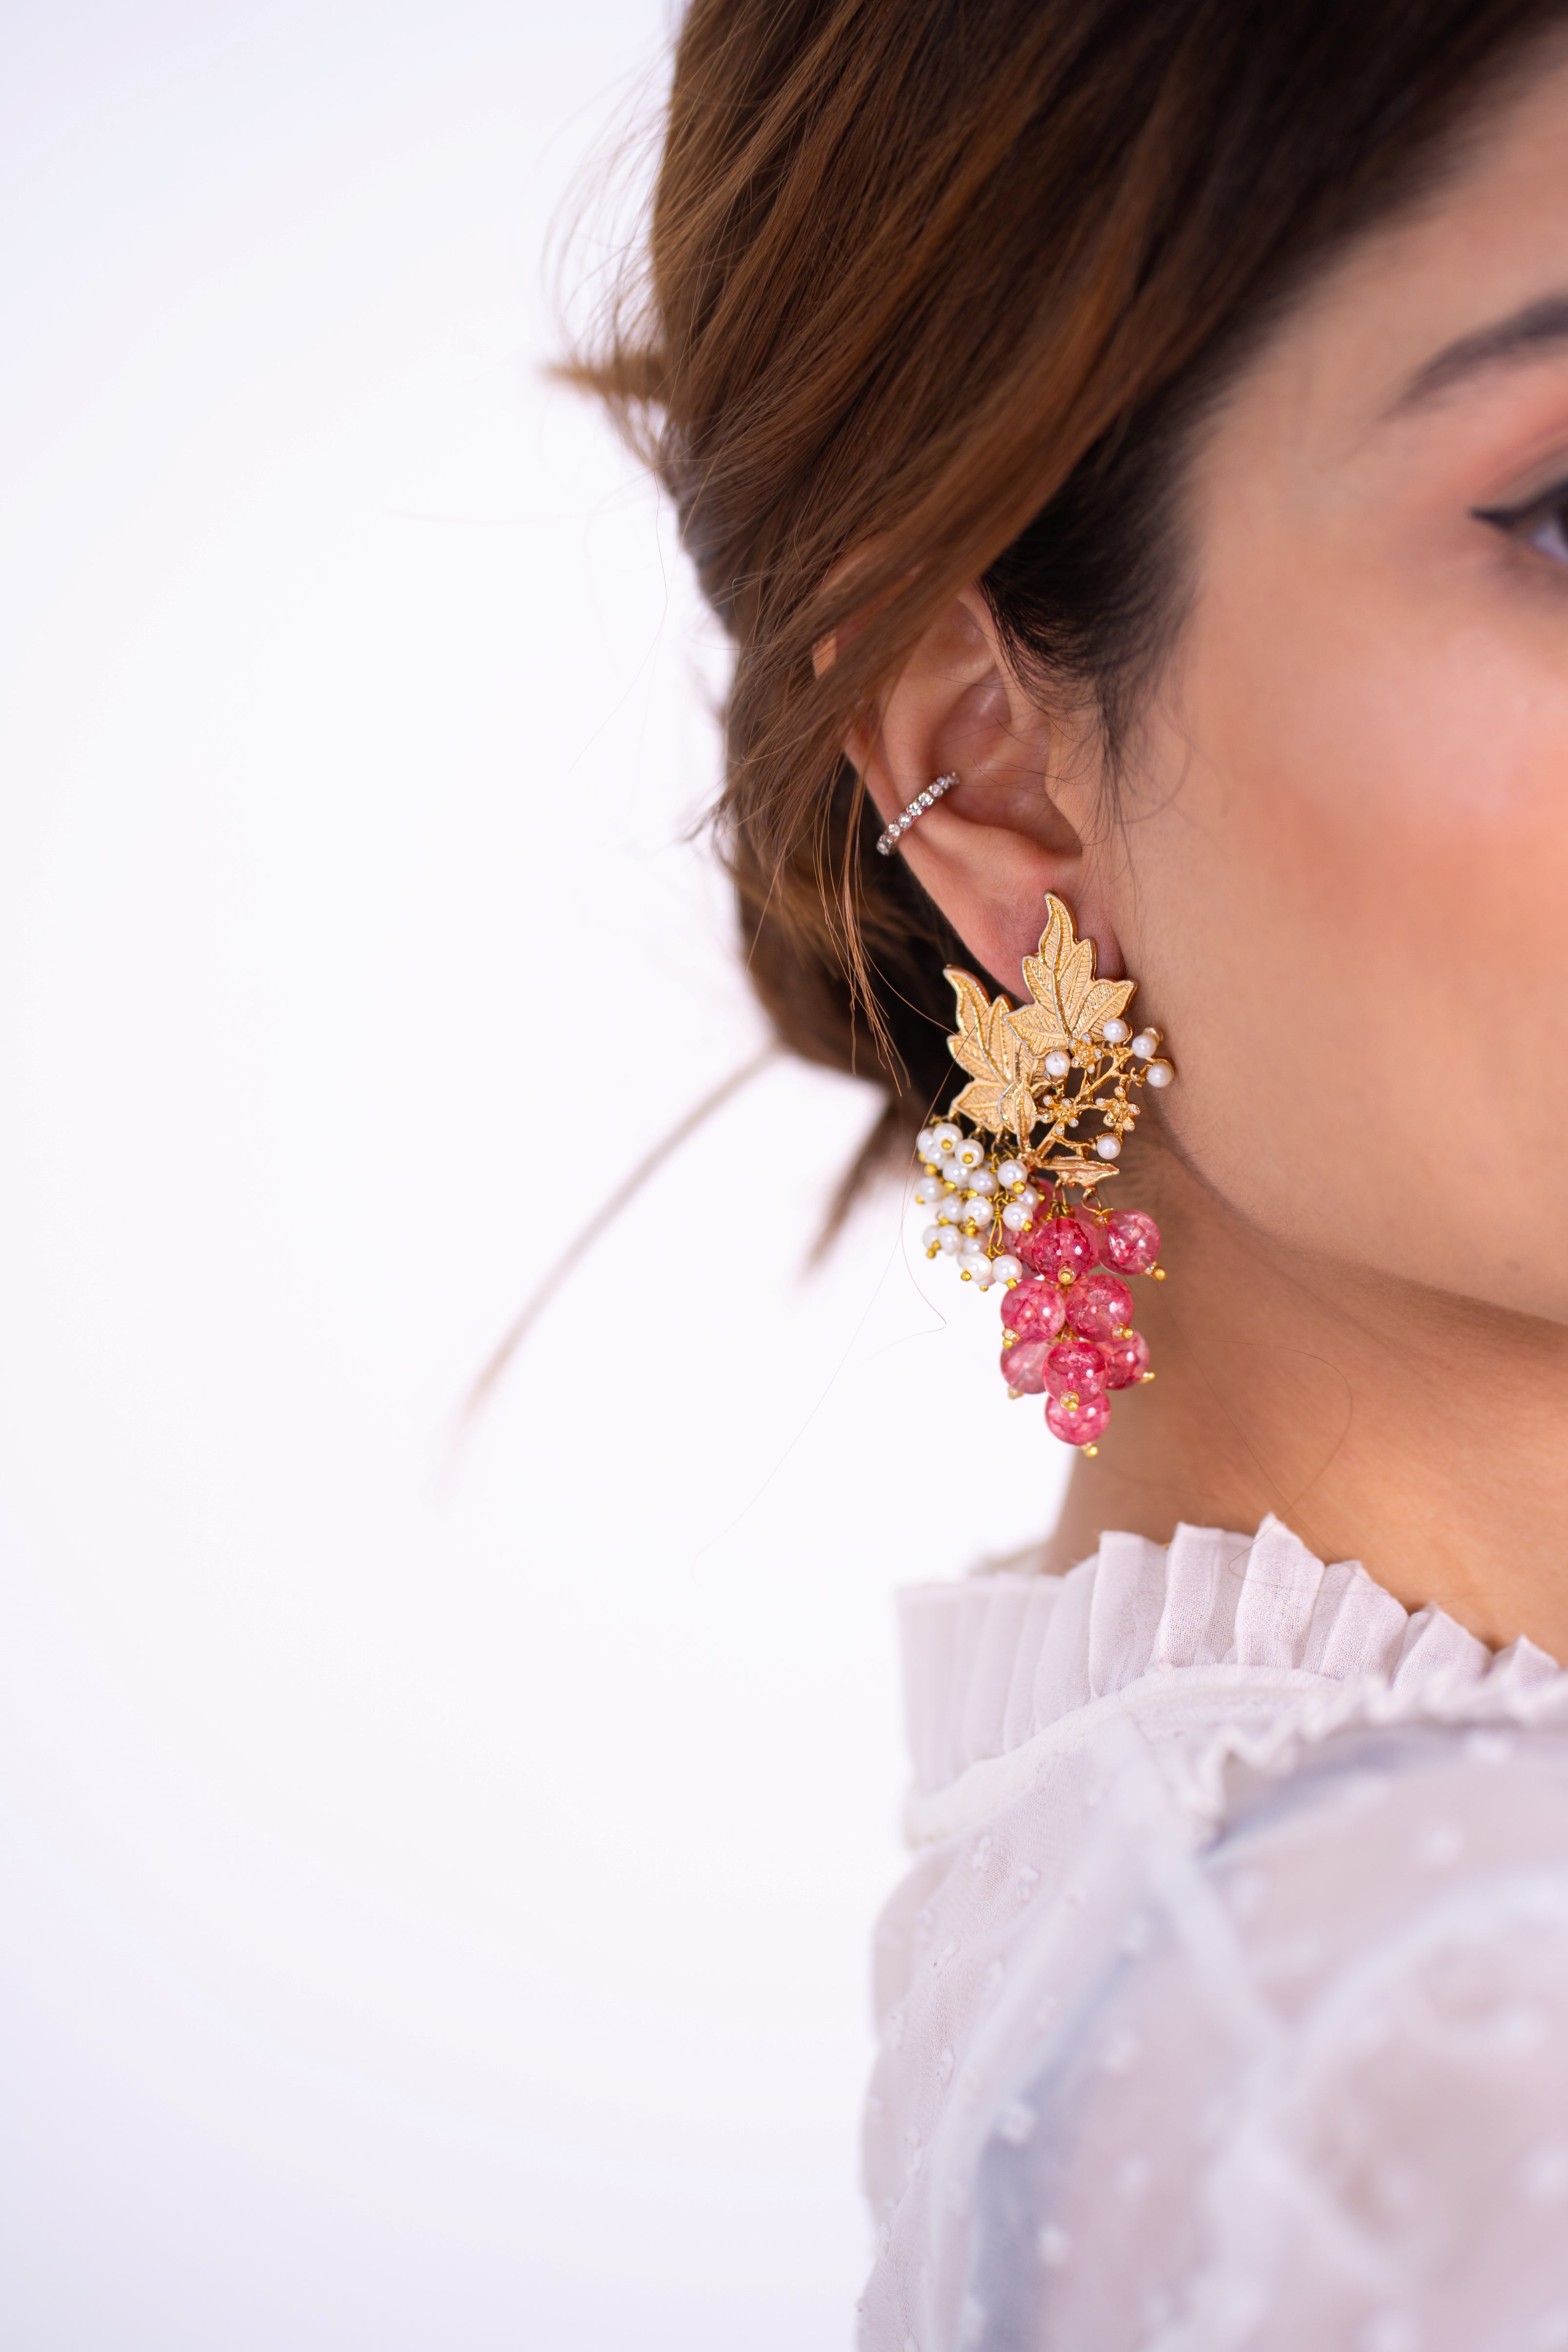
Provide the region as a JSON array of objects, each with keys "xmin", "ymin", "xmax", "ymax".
[{"xmin": 899, "ymin": 1514, "xmax": 1563, "ymax": 1832}]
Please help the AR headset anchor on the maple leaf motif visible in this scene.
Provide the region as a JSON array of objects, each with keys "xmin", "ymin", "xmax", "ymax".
[
  {"xmin": 1011, "ymin": 896, "xmax": 1136, "ymax": 1056},
  {"xmin": 942, "ymin": 967, "xmax": 1042, "ymax": 1139}
]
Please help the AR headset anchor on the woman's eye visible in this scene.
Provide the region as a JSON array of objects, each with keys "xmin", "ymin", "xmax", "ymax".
[
  {"xmin": 1481, "ymin": 489, "xmax": 1568, "ymax": 564},
  {"xmin": 1521, "ymin": 499, "xmax": 1568, "ymax": 563}
]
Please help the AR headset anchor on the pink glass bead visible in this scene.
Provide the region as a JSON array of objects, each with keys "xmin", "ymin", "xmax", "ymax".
[
  {"xmin": 1064, "ymin": 1271, "xmax": 1135, "ymax": 1342},
  {"xmin": 1043, "ymin": 1338, "xmax": 1108, "ymax": 1401},
  {"xmin": 1099, "ymin": 1329, "xmax": 1151, "ymax": 1390},
  {"xmin": 1045, "ymin": 1389, "xmax": 1112, "ymax": 1447},
  {"xmin": 1064, "ymin": 1210, "xmax": 1103, "ymax": 1267},
  {"xmin": 1102, "ymin": 1209, "xmax": 1161, "ymax": 1275},
  {"xmin": 1000, "ymin": 1339, "xmax": 1051, "ymax": 1395},
  {"xmin": 999, "ymin": 1280, "xmax": 1065, "ymax": 1345},
  {"xmin": 1015, "ymin": 1224, "xmax": 1053, "ymax": 1278},
  {"xmin": 1018, "ymin": 1213, "xmax": 1099, "ymax": 1282}
]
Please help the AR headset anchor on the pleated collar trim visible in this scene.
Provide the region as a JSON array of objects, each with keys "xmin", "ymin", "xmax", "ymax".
[{"xmin": 898, "ymin": 1514, "xmax": 1563, "ymax": 1813}]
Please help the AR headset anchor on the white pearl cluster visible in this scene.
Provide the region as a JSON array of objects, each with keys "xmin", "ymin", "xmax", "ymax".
[{"xmin": 914, "ymin": 1121, "xmax": 1029, "ymax": 1288}]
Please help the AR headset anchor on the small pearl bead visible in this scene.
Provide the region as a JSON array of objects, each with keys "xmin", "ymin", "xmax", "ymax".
[
  {"xmin": 1144, "ymin": 1059, "xmax": 1174, "ymax": 1088},
  {"xmin": 1130, "ymin": 1032, "xmax": 1159, "ymax": 1059},
  {"xmin": 991, "ymin": 1254, "xmax": 1023, "ymax": 1283},
  {"xmin": 913, "ymin": 1174, "xmax": 947, "ymax": 1205},
  {"xmin": 1095, "ymin": 1134, "xmax": 1122, "ymax": 1160},
  {"xmin": 932, "ymin": 1121, "xmax": 962, "ymax": 1153},
  {"xmin": 1101, "ymin": 1018, "xmax": 1129, "ymax": 1044},
  {"xmin": 1018, "ymin": 1185, "xmax": 1040, "ymax": 1210},
  {"xmin": 1000, "ymin": 1201, "xmax": 1032, "ymax": 1232},
  {"xmin": 967, "ymin": 1167, "xmax": 999, "ymax": 1196},
  {"xmin": 916, "ymin": 1127, "xmax": 938, "ymax": 1157},
  {"xmin": 921, "ymin": 1224, "xmax": 943, "ymax": 1250},
  {"xmin": 955, "ymin": 1137, "xmax": 984, "ymax": 1169},
  {"xmin": 968, "ymin": 1260, "xmax": 997, "ymax": 1289},
  {"xmin": 937, "ymin": 1228, "xmax": 962, "ymax": 1254},
  {"xmin": 1044, "ymin": 1051, "xmax": 1071, "ymax": 1079},
  {"xmin": 996, "ymin": 1158, "xmax": 1026, "ymax": 1189}
]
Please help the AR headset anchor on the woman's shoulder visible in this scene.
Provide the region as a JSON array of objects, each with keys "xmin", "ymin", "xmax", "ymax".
[
  {"xmin": 953, "ymin": 1720, "xmax": 1568, "ymax": 2352},
  {"xmin": 863, "ymin": 1523, "xmax": 1568, "ymax": 2351}
]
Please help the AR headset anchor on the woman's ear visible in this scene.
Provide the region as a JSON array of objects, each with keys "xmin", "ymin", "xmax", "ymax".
[{"xmin": 839, "ymin": 585, "xmax": 1124, "ymax": 991}]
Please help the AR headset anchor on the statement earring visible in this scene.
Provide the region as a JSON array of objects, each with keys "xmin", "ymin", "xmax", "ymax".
[{"xmin": 911, "ymin": 894, "xmax": 1175, "ymax": 1454}]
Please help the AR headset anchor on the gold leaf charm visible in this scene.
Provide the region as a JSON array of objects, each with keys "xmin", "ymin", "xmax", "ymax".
[
  {"xmin": 942, "ymin": 967, "xmax": 1044, "ymax": 1139},
  {"xmin": 1011, "ymin": 895, "xmax": 1135, "ymax": 1057},
  {"xmin": 1040, "ymin": 1155, "xmax": 1119, "ymax": 1190}
]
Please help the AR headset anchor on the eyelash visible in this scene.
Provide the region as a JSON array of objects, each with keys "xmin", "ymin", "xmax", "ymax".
[{"xmin": 1475, "ymin": 483, "xmax": 1568, "ymax": 565}]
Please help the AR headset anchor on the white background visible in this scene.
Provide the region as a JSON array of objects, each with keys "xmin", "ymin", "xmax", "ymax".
[{"xmin": 0, "ymin": 5, "xmax": 1069, "ymax": 2345}]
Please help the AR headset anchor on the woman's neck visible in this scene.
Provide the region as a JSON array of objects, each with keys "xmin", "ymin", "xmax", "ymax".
[{"xmin": 1038, "ymin": 1155, "xmax": 1568, "ymax": 1660}]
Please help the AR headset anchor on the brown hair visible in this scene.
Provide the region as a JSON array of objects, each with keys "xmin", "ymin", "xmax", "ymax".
[{"xmin": 571, "ymin": 0, "xmax": 1567, "ymax": 1189}]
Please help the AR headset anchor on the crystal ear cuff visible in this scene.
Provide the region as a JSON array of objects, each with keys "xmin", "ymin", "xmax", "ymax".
[
  {"xmin": 910, "ymin": 894, "xmax": 1175, "ymax": 1454},
  {"xmin": 876, "ymin": 770, "xmax": 960, "ymax": 856}
]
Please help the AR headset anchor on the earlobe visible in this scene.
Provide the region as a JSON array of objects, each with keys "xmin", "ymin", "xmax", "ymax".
[{"xmin": 844, "ymin": 585, "xmax": 1122, "ymax": 993}]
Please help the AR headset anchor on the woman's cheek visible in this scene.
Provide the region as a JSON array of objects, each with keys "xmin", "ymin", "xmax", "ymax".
[{"xmin": 1126, "ymin": 587, "xmax": 1568, "ymax": 1309}]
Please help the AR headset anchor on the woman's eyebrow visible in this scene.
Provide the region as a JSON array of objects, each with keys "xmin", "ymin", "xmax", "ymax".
[{"xmin": 1393, "ymin": 292, "xmax": 1568, "ymax": 411}]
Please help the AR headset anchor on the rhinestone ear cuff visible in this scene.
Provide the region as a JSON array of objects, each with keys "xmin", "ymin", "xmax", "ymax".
[
  {"xmin": 875, "ymin": 770, "xmax": 960, "ymax": 856},
  {"xmin": 909, "ymin": 893, "xmax": 1175, "ymax": 1453}
]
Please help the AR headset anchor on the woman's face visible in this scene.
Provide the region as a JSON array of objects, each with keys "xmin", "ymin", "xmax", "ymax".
[{"xmin": 1126, "ymin": 52, "xmax": 1568, "ymax": 1319}]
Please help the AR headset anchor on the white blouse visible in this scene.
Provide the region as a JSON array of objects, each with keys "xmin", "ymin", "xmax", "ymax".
[{"xmin": 861, "ymin": 1516, "xmax": 1568, "ymax": 2352}]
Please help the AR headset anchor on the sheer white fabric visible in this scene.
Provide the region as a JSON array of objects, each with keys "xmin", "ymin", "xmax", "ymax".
[{"xmin": 861, "ymin": 1517, "xmax": 1568, "ymax": 2352}]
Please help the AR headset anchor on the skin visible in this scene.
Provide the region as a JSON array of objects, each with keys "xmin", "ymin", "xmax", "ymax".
[{"xmin": 851, "ymin": 56, "xmax": 1568, "ymax": 1657}]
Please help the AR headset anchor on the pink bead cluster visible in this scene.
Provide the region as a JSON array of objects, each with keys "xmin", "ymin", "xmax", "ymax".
[{"xmin": 998, "ymin": 1208, "xmax": 1161, "ymax": 1449}]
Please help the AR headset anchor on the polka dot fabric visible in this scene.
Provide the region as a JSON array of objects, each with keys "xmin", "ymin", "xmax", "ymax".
[{"xmin": 861, "ymin": 1520, "xmax": 1568, "ymax": 2352}]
